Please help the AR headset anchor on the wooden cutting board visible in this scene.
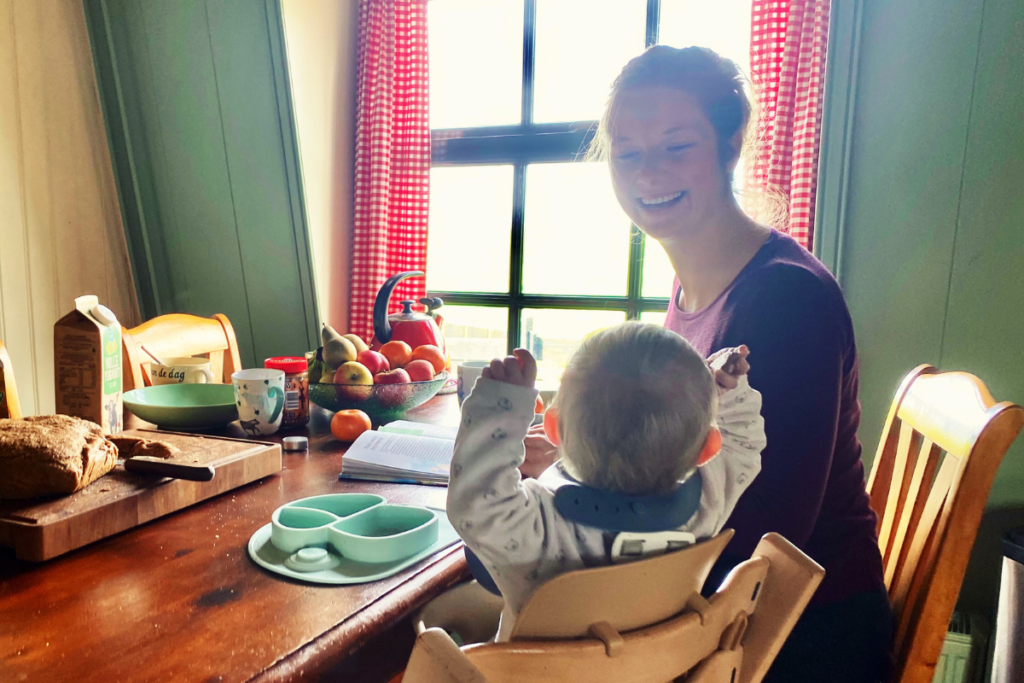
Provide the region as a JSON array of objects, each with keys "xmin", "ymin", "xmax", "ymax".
[{"xmin": 0, "ymin": 429, "xmax": 282, "ymax": 561}]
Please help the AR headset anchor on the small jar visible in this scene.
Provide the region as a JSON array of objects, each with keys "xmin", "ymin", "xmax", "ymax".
[{"xmin": 264, "ymin": 357, "xmax": 309, "ymax": 429}]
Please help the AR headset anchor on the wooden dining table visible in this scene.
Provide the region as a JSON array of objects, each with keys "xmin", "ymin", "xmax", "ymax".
[{"xmin": 0, "ymin": 395, "xmax": 469, "ymax": 683}]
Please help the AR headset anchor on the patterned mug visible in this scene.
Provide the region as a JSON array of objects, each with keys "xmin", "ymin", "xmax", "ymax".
[{"xmin": 232, "ymin": 369, "xmax": 285, "ymax": 436}]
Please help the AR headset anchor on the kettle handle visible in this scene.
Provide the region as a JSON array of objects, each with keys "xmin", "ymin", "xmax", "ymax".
[{"xmin": 372, "ymin": 271, "xmax": 424, "ymax": 344}]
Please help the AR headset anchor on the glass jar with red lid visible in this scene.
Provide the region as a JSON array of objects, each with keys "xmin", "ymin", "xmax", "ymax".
[{"xmin": 264, "ymin": 357, "xmax": 309, "ymax": 428}]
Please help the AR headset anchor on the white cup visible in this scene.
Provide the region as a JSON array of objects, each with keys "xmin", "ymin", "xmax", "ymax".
[
  {"xmin": 149, "ymin": 357, "xmax": 215, "ymax": 386},
  {"xmin": 457, "ymin": 361, "xmax": 490, "ymax": 406},
  {"xmin": 232, "ymin": 369, "xmax": 286, "ymax": 436}
]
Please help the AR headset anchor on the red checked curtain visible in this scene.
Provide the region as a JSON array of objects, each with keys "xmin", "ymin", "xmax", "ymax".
[
  {"xmin": 748, "ymin": 0, "xmax": 830, "ymax": 250},
  {"xmin": 349, "ymin": 0, "xmax": 431, "ymax": 341}
]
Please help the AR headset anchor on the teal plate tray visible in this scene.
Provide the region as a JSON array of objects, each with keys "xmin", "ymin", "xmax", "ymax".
[{"xmin": 247, "ymin": 508, "xmax": 460, "ymax": 584}]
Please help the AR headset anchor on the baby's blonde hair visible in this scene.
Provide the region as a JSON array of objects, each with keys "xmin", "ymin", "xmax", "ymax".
[{"xmin": 553, "ymin": 322, "xmax": 716, "ymax": 495}]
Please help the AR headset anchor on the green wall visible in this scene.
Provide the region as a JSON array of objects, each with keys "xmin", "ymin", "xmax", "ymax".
[
  {"xmin": 84, "ymin": 0, "xmax": 320, "ymax": 368},
  {"xmin": 817, "ymin": 0, "xmax": 1023, "ymax": 615}
]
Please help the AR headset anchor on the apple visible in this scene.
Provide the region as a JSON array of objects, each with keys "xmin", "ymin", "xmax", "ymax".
[
  {"xmin": 405, "ymin": 359, "xmax": 435, "ymax": 382},
  {"xmin": 335, "ymin": 361, "xmax": 373, "ymax": 386},
  {"xmin": 374, "ymin": 368, "xmax": 411, "ymax": 385},
  {"xmin": 356, "ymin": 349, "xmax": 390, "ymax": 376},
  {"xmin": 344, "ymin": 334, "xmax": 370, "ymax": 354}
]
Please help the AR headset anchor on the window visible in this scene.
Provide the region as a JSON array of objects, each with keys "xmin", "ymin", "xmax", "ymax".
[{"xmin": 427, "ymin": 0, "xmax": 751, "ymax": 385}]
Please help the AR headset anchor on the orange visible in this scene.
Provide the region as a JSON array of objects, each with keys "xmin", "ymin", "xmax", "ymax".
[
  {"xmin": 411, "ymin": 344, "xmax": 446, "ymax": 373},
  {"xmin": 379, "ymin": 340, "xmax": 413, "ymax": 369},
  {"xmin": 331, "ymin": 409, "xmax": 372, "ymax": 442}
]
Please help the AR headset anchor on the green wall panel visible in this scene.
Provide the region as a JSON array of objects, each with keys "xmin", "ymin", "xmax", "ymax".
[{"xmin": 84, "ymin": 0, "xmax": 318, "ymax": 368}]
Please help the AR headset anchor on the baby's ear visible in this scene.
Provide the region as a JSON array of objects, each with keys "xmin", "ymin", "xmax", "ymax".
[
  {"xmin": 697, "ymin": 426, "xmax": 722, "ymax": 466},
  {"xmin": 543, "ymin": 407, "xmax": 561, "ymax": 446}
]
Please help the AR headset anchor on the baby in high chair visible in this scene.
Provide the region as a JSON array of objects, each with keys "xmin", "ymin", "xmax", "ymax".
[{"xmin": 447, "ymin": 322, "xmax": 767, "ymax": 641}]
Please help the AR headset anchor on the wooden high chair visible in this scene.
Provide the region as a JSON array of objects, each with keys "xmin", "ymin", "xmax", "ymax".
[
  {"xmin": 121, "ymin": 313, "xmax": 242, "ymax": 391},
  {"xmin": 0, "ymin": 339, "xmax": 22, "ymax": 419},
  {"xmin": 867, "ymin": 365, "xmax": 1024, "ymax": 683},
  {"xmin": 405, "ymin": 531, "xmax": 824, "ymax": 683}
]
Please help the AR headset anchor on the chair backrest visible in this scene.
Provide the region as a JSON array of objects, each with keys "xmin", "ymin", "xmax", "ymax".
[
  {"xmin": 867, "ymin": 365, "xmax": 1024, "ymax": 683},
  {"xmin": 0, "ymin": 340, "xmax": 22, "ymax": 420},
  {"xmin": 121, "ymin": 313, "xmax": 242, "ymax": 390},
  {"xmin": 511, "ymin": 530, "xmax": 733, "ymax": 639},
  {"xmin": 404, "ymin": 533, "xmax": 824, "ymax": 683}
]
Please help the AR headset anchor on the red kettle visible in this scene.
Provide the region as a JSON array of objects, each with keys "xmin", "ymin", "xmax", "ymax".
[{"xmin": 370, "ymin": 271, "xmax": 447, "ymax": 364}]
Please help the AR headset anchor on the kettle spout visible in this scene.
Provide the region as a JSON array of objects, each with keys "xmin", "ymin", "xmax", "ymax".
[{"xmin": 372, "ymin": 270, "xmax": 424, "ymax": 344}]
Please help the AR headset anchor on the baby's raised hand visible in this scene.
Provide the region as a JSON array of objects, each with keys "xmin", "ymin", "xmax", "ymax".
[
  {"xmin": 481, "ymin": 348, "xmax": 537, "ymax": 389},
  {"xmin": 707, "ymin": 345, "xmax": 750, "ymax": 391}
]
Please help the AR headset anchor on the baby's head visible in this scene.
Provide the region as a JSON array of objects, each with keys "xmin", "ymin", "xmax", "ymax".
[{"xmin": 550, "ymin": 323, "xmax": 717, "ymax": 495}]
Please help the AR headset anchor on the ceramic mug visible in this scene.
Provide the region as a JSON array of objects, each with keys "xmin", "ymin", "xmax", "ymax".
[
  {"xmin": 232, "ymin": 369, "xmax": 286, "ymax": 436},
  {"xmin": 457, "ymin": 361, "xmax": 490, "ymax": 406},
  {"xmin": 150, "ymin": 357, "xmax": 215, "ymax": 386}
]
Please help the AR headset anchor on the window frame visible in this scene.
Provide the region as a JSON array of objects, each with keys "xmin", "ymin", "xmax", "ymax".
[{"xmin": 427, "ymin": 0, "xmax": 670, "ymax": 354}]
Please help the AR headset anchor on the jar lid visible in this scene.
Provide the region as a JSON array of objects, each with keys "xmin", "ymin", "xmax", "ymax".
[
  {"xmin": 283, "ymin": 436, "xmax": 308, "ymax": 451},
  {"xmin": 265, "ymin": 357, "xmax": 307, "ymax": 374}
]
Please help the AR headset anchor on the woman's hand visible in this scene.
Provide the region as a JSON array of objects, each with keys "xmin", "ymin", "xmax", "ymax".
[
  {"xmin": 481, "ymin": 348, "xmax": 537, "ymax": 388},
  {"xmin": 521, "ymin": 424, "xmax": 558, "ymax": 479},
  {"xmin": 708, "ymin": 345, "xmax": 750, "ymax": 391}
]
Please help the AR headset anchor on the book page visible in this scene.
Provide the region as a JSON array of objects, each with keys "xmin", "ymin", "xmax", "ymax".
[
  {"xmin": 344, "ymin": 431, "xmax": 453, "ymax": 476},
  {"xmin": 378, "ymin": 420, "xmax": 457, "ymax": 441}
]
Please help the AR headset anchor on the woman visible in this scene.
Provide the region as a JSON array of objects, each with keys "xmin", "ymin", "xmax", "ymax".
[{"xmin": 526, "ymin": 46, "xmax": 891, "ymax": 682}]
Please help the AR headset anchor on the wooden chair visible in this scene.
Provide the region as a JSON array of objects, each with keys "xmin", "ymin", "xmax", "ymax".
[
  {"xmin": 121, "ymin": 313, "xmax": 242, "ymax": 391},
  {"xmin": 405, "ymin": 531, "xmax": 824, "ymax": 683},
  {"xmin": 866, "ymin": 365, "xmax": 1024, "ymax": 683},
  {"xmin": 0, "ymin": 339, "xmax": 22, "ymax": 419}
]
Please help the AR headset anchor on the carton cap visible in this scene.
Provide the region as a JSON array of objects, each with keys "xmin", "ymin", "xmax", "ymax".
[{"xmin": 91, "ymin": 304, "xmax": 118, "ymax": 327}]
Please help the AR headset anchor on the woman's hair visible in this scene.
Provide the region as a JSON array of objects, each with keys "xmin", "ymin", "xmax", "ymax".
[
  {"xmin": 588, "ymin": 45, "xmax": 788, "ymax": 225},
  {"xmin": 553, "ymin": 322, "xmax": 716, "ymax": 495}
]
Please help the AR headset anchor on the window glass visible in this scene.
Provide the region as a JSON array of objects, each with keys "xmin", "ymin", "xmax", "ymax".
[
  {"xmin": 658, "ymin": 0, "xmax": 752, "ymax": 79},
  {"xmin": 639, "ymin": 309, "xmax": 668, "ymax": 327},
  {"xmin": 533, "ymin": 0, "xmax": 646, "ymax": 123},
  {"xmin": 428, "ymin": 0, "xmax": 524, "ymax": 129},
  {"xmin": 520, "ymin": 308, "xmax": 625, "ymax": 385},
  {"xmin": 427, "ymin": 165, "xmax": 513, "ymax": 293},
  {"xmin": 641, "ymin": 236, "xmax": 677, "ymax": 299},
  {"xmin": 523, "ymin": 163, "xmax": 631, "ymax": 296},
  {"xmin": 442, "ymin": 305, "xmax": 509, "ymax": 371}
]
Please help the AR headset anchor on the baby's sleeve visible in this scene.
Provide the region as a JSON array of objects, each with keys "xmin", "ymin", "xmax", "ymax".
[
  {"xmin": 446, "ymin": 378, "xmax": 551, "ymax": 568},
  {"xmin": 684, "ymin": 375, "xmax": 766, "ymax": 539}
]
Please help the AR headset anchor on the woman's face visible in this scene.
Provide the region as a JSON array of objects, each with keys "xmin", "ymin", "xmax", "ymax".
[{"xmin": 608, "ymin": 86, "xmax": 733, "ymax": 241}]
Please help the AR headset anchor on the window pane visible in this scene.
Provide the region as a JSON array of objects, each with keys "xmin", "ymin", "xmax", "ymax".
[
  {"xmin": 428, "ymin": 0, "xmax": 524, "ymax": 129},
  {"xmin": 427, "ymin": 166, "xmax": 513, "ymax": 293},
  {"xmin": 521, "ymin": 308, "xmax": 626, "ymax": 385},
  {"xmin": 639, "ymin": 309, "xmax": 668, "ymax": 327},
  {"xmin": 641, "ymin": 236, "xmax": 677, "ymax": 298},
  {"xmin": 523, "ymin": 163, "xmax": 631, "ymax": 296},
  {"xmin": 442, "ymin": 305, "xmax": 508, "ymax": 371},
  {"xmin": 533, "ymin": 0, "xmax": 646, "ymax": 123},
  {"xmin": 658, "ymin": 0, "xmax": 753, "ymax": 79}
]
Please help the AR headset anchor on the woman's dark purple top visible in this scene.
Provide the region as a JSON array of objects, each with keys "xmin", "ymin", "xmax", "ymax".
[{"xmin": 664, "ymin": 230, "xmax": 884, "ymax": 605}]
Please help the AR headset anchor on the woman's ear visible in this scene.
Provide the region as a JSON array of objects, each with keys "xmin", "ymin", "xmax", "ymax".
[
  {"xmin": 543, "ymin": 407, "xmax": 560, "ymax": 446},
  {"xmin": 696, "ymin": 426, "xmax": 722, "ymax": 466},
  {"xmin": 725, "ymin": 129, "xmax": 744, "ymax": 174}
]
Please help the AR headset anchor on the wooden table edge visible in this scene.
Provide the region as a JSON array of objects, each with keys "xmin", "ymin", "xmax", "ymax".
[{"xmin": 248, "ymin": 545, "xmax": 468, "ymax": 683}]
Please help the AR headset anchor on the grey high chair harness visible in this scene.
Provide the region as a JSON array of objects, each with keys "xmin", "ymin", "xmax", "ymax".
[{"xmin": 465, "ymin": 466, "xmax": 704, "ymax": 596}]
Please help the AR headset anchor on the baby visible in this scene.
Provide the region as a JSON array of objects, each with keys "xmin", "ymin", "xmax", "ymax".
[{"xmin": 447, "ymin": 322, "xmax": 766, "ymax": 640}]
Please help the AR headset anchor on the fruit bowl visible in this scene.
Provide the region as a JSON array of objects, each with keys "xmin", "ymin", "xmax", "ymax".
[{"xmin": 309, "ymin": 372, "xmax": 448, "ymax": 422}]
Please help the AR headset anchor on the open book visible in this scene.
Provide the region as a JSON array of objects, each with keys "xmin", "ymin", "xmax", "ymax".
[{"xmin": 338, "ymin": 421, "xmax": 458, "ymax": 486}]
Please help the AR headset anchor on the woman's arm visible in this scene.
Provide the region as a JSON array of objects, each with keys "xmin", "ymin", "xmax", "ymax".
[{"xmin": 719, "ymin": 266, "xmax": 849, "ymax": 559}]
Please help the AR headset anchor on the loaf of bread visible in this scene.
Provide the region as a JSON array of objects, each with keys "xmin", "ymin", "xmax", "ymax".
[{"xmin": 0, "ymin": 415, "xmax": 118, "ymax": 499}]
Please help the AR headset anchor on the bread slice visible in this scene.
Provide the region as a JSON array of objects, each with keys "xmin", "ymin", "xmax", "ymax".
[
  {"xmin": 109, "ymin": 435, "xmax": 180, "ymax": 459},
  {"xmin": 0, "ymin": 415, "xmax": 118, "ymax": 499}
]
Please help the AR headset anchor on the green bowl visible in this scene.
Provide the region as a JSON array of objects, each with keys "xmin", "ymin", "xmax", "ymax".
[
  {"xmin": 308, "ymin": 372, "xmax": 447, "ymax": 423},
  {"xmin": 123, "ymin": 384, "xmax": 239, "ymax": 430}
]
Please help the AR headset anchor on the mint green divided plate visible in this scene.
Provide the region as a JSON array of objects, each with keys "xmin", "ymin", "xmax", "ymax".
[
  {"xmin": 123, "ymin": 384, "xmax": 239, "ymax": 429},
  {"xmin": 248, "ymin": 507, "xmax": 460, "ymax": 585}
]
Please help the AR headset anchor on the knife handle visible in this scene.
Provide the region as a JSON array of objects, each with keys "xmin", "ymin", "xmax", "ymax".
[{"xmin": 124, "ymin": 457, "xmax": 216, "ymax": 482}]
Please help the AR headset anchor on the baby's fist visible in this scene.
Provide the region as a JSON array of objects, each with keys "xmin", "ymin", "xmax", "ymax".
[
  {"xmin": 481, "ymin": 348, "xmax": 537, "ymax": 388},
  {"xmin": 708, "ymin": 345, "xmax": 750, "ymax": 391}
]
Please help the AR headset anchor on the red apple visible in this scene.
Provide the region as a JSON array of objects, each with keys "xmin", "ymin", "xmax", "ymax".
[
  {"xmin": 374, "ymin": 368, "xmax": 411, "ymax": 385},
  {"xmin": 356, "ymin": 349, "xmax": 390, "ymax": 376},
  {"xmin": 405, "ymin": 359, "xmax": 435, "ymax": 382}
]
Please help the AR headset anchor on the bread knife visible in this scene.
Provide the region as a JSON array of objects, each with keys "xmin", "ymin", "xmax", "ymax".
[{"xmin": 122, "ymin": 456, "xmax": 216, "ymax": 482}]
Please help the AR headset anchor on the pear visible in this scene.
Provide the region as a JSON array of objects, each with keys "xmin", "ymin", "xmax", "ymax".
[
  {"xmin": 343, "ymin": 334, "xmax": 369, "ymax": 354},
  {"xmin": 323, "ymin": 337, "xmax": 357, "ymax": 368},
  {"xmin": 322, "ymin": 323, "xmax": 345, "ymax": 348}
]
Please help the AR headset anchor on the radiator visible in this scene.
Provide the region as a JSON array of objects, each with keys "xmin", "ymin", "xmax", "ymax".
[{"xmin": 932, "ymin": 612, "xmax": 990, "ymax": 683}]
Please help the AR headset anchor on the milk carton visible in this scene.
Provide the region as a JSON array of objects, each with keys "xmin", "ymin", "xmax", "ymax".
[{"xmin": 54, "ymin": 296, "xmax": 123, "ymax": 433}]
